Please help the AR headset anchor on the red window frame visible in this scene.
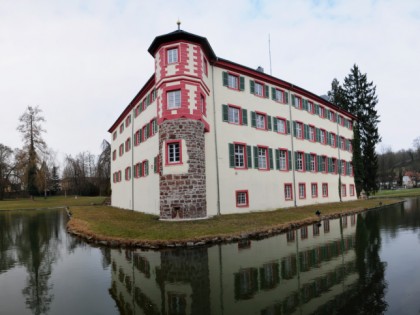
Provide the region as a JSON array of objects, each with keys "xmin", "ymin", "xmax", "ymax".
[
  {"xmin": 309, "ymin": 125, "xmax": 316, "ymax": 142},
  {"xmin": 341, "ymin": 184, "xmax": 347, "ymax": 197},
  {"xmin": 322, "ymin": 183, "xmax": 328, "ymax": 197},
  {"xmin": 330, "ymin": 132, "xmax": 336, "ymax": 147},
  {"xmin": 320, "ymin": 129, "xmax": 327, "ymax": 145},
  {"xmin": 142, "ymin": 160, "xmax": 148, "ymax": 177},
  {"xmin": 310, "ymin": 153, "xmax": 317, "ymax": 172},
  {"xmin": 125, "ymin": 115, "xmax": 131, "ymax": 127},
  {"xmin": 298, "ymin": 183, "xmax": 306, "ymax": 199},
  {"xmin": 307, "ymin": 101, "xmax": 314, "ymax": 114},
  {"xmin": 295, "ymin": 121, "xmax": 304, "ymax": 139},
  {"xmin": 125, "ymin": 167, "xmax": 131, "ymax": 181},
  {"xmin": 332, "ymin": 158, "xmax": 337, "ymax": 174},
  {"xmin": 236, "ymin": 190, "xmax": 249, "ymax": 208},
  {"xmin": 166, "ymin": 46, "xmax": 179, "ymax": 65},
  {"xmin": 203, "ymin": 56, "xmax": 208, "ymax": 76},
  {"xmin": 113, "ymin": 131, "xmax": 117, "ymax": 141},
  {"xmin": 257, "ymin": 145, "xmax": 269, "ymax": 170},
  {"xmin": 296, "ymin": 151, "xmax": 305, "ymax": 172},
  {"xmin": 311, "ymin": 183, "xmax": 318, "ymax": 198},
  {"xmin": 228, "ymin": 104, "xmax": 243, "ymax": 125},
  {"xmin": 166, "ymin": 140, "xmax": 182, "ymax": 165},
  {"xmin": 275, "ymin": 117, "xmax": 287, "ymax": 134},
  {"xmin": 321, "ymin": 155, "xmax": 327, "ymax": 173},
  {"xmin": 284, "ymin": 183, "xmax": 293, "ymax": 200},
  {"xmin": 234, "ymin": 142, "xmax": 248, "ymax": 170},
  {"xmin": 112, "ymin": 150, "xmax": 116, "ymax": 161},
  {"xmin": 319, "ymin": 106, "xmax": 326, "ymax": 118},
  {"xmin": 200, "ymin": 93, "xmax": 206, "ymax": 116},
  {"xmin": 279, "ymin": 148, "xmax": 289, "ymax": 171},
  {"xmin": 167, "ymin": 89, "xmax": 182, "ymax": 110},
  {"xmin": 274, "ymin": 88, "xmax": 286, "ymax": 103},
  {"xmin": 134, "ymin": 163, "xmax": 141, "ymax": 178},
  {"xmin": 255, "ymin": 111, "xmax": 267, "ymax": 130},
  {"xmin": 293, "ymin": 95, "xmax": 302, "ymax": 109},
  {"xmin": 119, "ymin": 123, "xmax": 124, "ymax": 133},
  {"xmin": 254, "ymin": 80, "xmax": 265, "ymax": 97},
  {"xmin": 125, "ymin": 138, "xmax": 131, "ymax": 152},
  {"xmin": 350, "ymin": 184, "xmax": 355, "ymax": 196},
  {"xmin": 227, "ymin": 72, "xmax": 240, "ymax": 90},
  {"xmin": 119, "ymin": 144, "xmax": 124, "ymax": 156}
]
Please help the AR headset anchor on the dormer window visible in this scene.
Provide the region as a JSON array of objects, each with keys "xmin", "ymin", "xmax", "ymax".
[{"xmin": 167, "ymin": 48, "xmax": 178, "ymax": 64}]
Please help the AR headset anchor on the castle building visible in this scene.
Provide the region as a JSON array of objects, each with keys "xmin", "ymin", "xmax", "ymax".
[{"xmin": 108, "ymin": 27, "xmax": 357, "ymax": 220}]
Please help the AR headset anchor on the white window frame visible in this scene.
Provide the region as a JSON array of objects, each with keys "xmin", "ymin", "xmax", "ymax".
[
  {"xmin": 167, "ymin": 142, "xmax": 180, "ymax": 164},
  {"xmin": 256, "ymin": 113, "xmax": 266, "ymax": 129},
  {"xmin": 227, "ymin": 74, "xmax": 239, "ymax": 89},
  {"xmin": 277, "ymin": 118, "xmax": 286, "ymax": 133},
  {"xmin": 254, "ymin": 82, "xmax": 264, "ymax": 96},
  {"xmin": 167, "ymin": 48, "xmax": 178, "ymax": 64},
  {"xmin": 234, "ymin": 144, "xmax": 245, "ymax": 168},
  {"xmin": 228, "ymin": 106, "xmax": 240, "ymax": 124},
  {"xmin": 258, "ymin": 147, "xmax": 268, "ymax": 169},
  {"xmin": 167, "ymin": 90, "xmax": 181, "ymax": 109}
]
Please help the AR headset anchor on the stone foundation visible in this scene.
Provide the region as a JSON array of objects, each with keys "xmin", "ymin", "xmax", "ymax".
[{"xmin": 159, "ymin": 119, "xmax": 206, "ymax": 219}]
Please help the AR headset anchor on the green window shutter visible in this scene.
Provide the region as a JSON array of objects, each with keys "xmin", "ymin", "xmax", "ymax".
[
  {"xmin": 326, "ymin": 131, "xmax": 330, "ymax": 145},
  {"xmin": 315, "ymin": 104, "xmax": 319, "ymax": 115},
  {"xmin": 328, "ymin": 158, "xmax": 332, "ymax": 173},
  {"xmin": 254, "ymin": 146, "xmax": 258, "ymax": 169},
  {"xmin": 222, "ymin": 72, "xmax": 228, "ymax": 86},
  {"xmin": 316, "ymin": 128, "xmax": 320, "ymax": 142},
  {"xmin": 271, "ymin": 87, "xmax": 276, "ymax": 100},
  {"xmin": 145, "ymin": 160, "xmax": 149, "ymax": 176},
  {"xmin": 251, "ymin": 111, "xmax": 256, "ymax": 127},
  {"xmin": 222, "ymin": 104, "xmax": 228, "ymax": 122},
  {"xmin": 338, "ymin": 160, "xmax": 342, "ymax": 174},
  {"xmin": 304, "ymin": 124, "xmax": 309, "ymax": 140},
  {"xmin": 287, "ymin": 120, "xmax": 291, "ymax": 134},
  {"xmin": 250, "ymin": 80, "xmax": 255, "ymax": 94},
  {"xmin": 275, "ymin": 149, "xmax": 280, "ymax": 170},
  {"xmin": 139, "ymin": 129, "xmax": 143, "ymax": 143},
  {"xmin": 240, "ymin": 76, "xmax": 245, "ymax": 91},
  {"xmin": 305, "ymin": 153, "xmax": 310, "ymax": 171},
  {"xmin": 317, "ymin": 156, "xmax": 321, "ymax": 172},
  {"xmin": 273, "ymin": 117, "xmax": 278, "ymax": 132},
  {"xmin": 293, "ymin": 121, "xmax": 297, "ymax": 137},
  {"xmin": 267, "ymin": 115, "xmax": 272, "ymax": 130},
  {"xmin": 247, "ymin": 146, "xmax": 252, "ymax": 168},
  {"xmin": 139, "ymin": 163, "xmax": 143, "ymax": 177},
  {"xmin": 288, "ymin": 151, "xmax": 292, "ymax": 170},
  {"xmin": 269, "ymin": 148, "xmax": 274, "ymax": 169},
  {"xmin": 303, "ymin": 99, "xmax": 308, "ymax": 111},
  {"xmin": 154, "ymin": 156, "xmax": 157, "ymax": 173},
  {"xmin": 294, "ymin": 152, "xmax": 298, "ymax": 169},
  {"xmin": 347, "ymin": 162, "xmax": 350, "ymax": 175},
  {"xmin": 242, "ymin": 109, "xmax": 248, "ymax": 125},
  {"xmin": 336, "ymin": 135, "xmax": 339, "ymax": 146},
  {"xmin": 264, "ymin": 85, "xmax": 269, "ymax": 98},
  {"xmin": 229, "ymin": 143, "xmax": 235, "ymax": 168},
  {"xmin": 285, "ymin": 92, "xmax": 289, "ymax": 104},
  {"xmin": 291, "ymin": 95, "xmax": 296, "ymax": 107}
]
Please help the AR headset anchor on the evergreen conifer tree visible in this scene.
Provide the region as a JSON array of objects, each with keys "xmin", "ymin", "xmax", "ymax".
[{"xmin": 329, "ymin": 65, "xmax": 381, "ymax": 196}]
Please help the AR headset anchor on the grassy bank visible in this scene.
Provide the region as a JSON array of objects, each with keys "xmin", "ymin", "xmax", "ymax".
[
  {"xmin": 374, "ymin": 187, "xmax": 420, "ymax": 198},
  {"xmin": 67, "ymin": 198, "xmax": 401, "ymax": 245},
  {"xmin": 0, "ymin": 196, "xmax": 107, "ymax": 210}
]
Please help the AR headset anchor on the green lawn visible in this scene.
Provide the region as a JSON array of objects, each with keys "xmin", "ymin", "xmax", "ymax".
[
  {"xmin": 68, "ymin": 198, "xmax": 400, "ymax": 243},
  {"xmin": 374, "ymin": 188, "xmax": 420, "ymax": 198},
  {"xmin": 0, "ymin": 196, "xmax": 107, "ymax": 210}
]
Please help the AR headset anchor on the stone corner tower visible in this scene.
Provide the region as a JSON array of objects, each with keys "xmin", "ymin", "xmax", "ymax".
[{"xmin": 148, "ymin": 28, "xmax": 215, "ymax": 220}]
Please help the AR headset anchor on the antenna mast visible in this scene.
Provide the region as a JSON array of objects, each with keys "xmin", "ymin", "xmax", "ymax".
[{"xmin": 268, "ymin": 34, "xmax": 272, "ymax": 75}]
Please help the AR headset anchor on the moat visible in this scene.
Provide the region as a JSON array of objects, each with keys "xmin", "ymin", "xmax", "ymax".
[{"xmin": 1, "ymin": 198, "xmax": 420, "ymax": 314}]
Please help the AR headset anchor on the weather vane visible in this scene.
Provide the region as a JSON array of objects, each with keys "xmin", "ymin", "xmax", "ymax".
[{"xmin": 177, "ymin": 19, "xmax": 181, "ymax": 30}]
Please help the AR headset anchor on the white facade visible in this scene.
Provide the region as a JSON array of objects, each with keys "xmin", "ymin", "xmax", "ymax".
[{"xmin": 109, "ymin": 29, "xmax": 357, "ymax": 218}]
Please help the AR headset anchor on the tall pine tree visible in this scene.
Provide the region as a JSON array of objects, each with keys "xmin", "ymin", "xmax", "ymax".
[{"xmin": 329, "ymin": 65, "xmax": 381, "ymax": 196}]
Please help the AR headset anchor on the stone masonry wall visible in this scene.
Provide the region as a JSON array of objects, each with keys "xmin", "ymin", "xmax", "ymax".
[{"xmin": 159, "ymin": 119, "xmax": 206, "ymax": 219}]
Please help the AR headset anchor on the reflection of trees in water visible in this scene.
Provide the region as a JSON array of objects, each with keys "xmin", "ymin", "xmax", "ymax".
[
  {"xmin": 332, "ymin": 211, "xmax": 388, "ymax": 315},
  {"xmin": 0, "ymin": 213, "xmax": 19, "ymax": 273},
  {"xmin": 2, "ymin": 210, "xmax": 65, "ymax": 315}
]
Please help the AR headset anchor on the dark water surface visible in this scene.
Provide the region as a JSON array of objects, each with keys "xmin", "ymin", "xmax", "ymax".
[{"xmin": 1, "ymin": 198, "xmax": 420, "ymax": 315}]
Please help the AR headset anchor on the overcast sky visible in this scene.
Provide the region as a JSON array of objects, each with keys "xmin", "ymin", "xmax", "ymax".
[{"xmin": 1, "ymin": 0, "xmax": 419, "ymax": 167}]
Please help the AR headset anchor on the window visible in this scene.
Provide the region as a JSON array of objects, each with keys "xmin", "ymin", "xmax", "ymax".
[
  {"xmin": 134, "ymin": 130, "xmax": 141, "ymax": 146},
  {"xmin": 318, "ymin": 106, "xmax": 325, "ymax": 118},
  {"xmin": 142, "ymin": 125, "xmax": 149, "ymax": 141},
  {"xmin": 279, "ymin": 150, "xmax": 288, "ymax": 171},
  {"xmin": 299, "ymin": 183, "xmax": 306, "ymax": 199},
  {"xmin": 350, "ymin": 184, "xmax": 355, "ymax": 196},
  {"xmin": 167, "ymin": 141, "xmax": 181, "ymax": 164},
  {"xmin": 167, "ymin": 90, "xmax": 181, "ymax": 109},
  {"xmin": 321, "ymin": 156, "xmax": 327, "ymax": 173},
  {"xmin": 307, "ymin": 101, "xmax": 314, "ymax": 114},
  {"xmin": 294, "ymin": 122, "xmax": 303, "ymax": 139},
  {"xmin": 311, "ymin": 183, "xmax": 318, "ymax": 198},
  {"xmin": 296, "ymin": 152, "xmax": 304, "ymax": 171},
  {"xmin": 236, "ymin": 190, "xmax": 249, "ymax": 207},
  {"xmin": 125, "ymin": 115, "xmax": 131, "ymax": 127},
  {"xmin": 341, "ymin": 184, "xmax": 347, "ymax": 197},
  {"xmin": 313, "ymin": 223, "xmax": 320, "ymax": 236},
  {"xmin": 119, "ymin": 123, "xmax": 124, "ymax": 133},
  {"xmin": 234, "ymin": 144, "xmax": 246, "ymax": 168},
  {"xmin": 328, "ymin": 111, "xmax": 336, "ymax": 122},
  {"xmin": 200, "ymin": 94, "xmax": 206, "ymax": 115},
  {"xmin": 134, "ymin": 163, "xmax": 141, "ymax": 178},
  {"xmin": 331, "ymin": 158, "xmax": 337, "ymax": 174},
  {"xmin": 113, "ymin": 132, "xmax": 117, "ymax": 141},
  {"xmin": 301, "ymin": 226, "xmax": 308, "ymax": 239},
  {"xmin": 320, "ymin": 129, "xmax": 326, "ymax": 144},
  {"xmin": 167, "ymin": 47, "xmax": 178, "ymax": 64},
  {"xmin": 258, "ymin": 147, "xmax": 268, "ymax": 170},
  {"xmin": 119, "ymin": 144, "xmax": 124, "ymax": 156},
  {"xmin": 228, "ymin": 106, "xmax": 240, "ymax": 124},
  {"xmin": 256, "ymin": 113, "xmax": 266, "ymax": 130},
  {"xmin": 150, "ymin": 119, "xmax": 158, "ymax": 137},
  {"xmin": 112, "ymin": 150, "xmax": 116, "ymax": 161},
  {"xmin": 322, "ymin": 183, "xmax": 328, "ymax": 197},
  {"xmin": 228, "ymin": 74, "xmax": 239, "ymax": 89},
  {"xmin": 330, "ymin": 133, "xmax": 336, "ymax": 147},
  {"xmin": 275, "ymin": 118, "xmax": 286, "ymax": 134},
  {"xmin": 284, "ymin": 184, "xmax": 293, "ymax": 200},
  {"xmin": 125, "ymin": 138, "xmax": 131, "ymax": 152},
  {"xmin": 142, "ymin": 160, "xmax": 149, "ymax": 177},
  {"xmin": 293, "ymin": 95, "xmax": 301, "ymax": 109},
  {"xmin": 254, "ymin": 82, "xmax": 264, "ymax": 96},
  {"xmin": 125, "ymin": 167, "xmax": 131, "ymax": 181},
  {"xmin": 309, "ymin": 125, "xmax": 315, "ymax": 142},
  {"xmin": 310, "ymin": 154, "xmax": 316, "ymax": 172},
  {"xmin": 274, "ymin": 89, "xmax": 285, "ymax": 103},
  {"xmin": 349, "ymin": 163, "xmax": 353, "ymax": 176},
  {"xmin": 341, "ymin": 160, "xmax": 346, "ymax": 175},
  {"xmin": 340, "ymin": 137, "xmax": 345, "ymax": 150},
  {"xmin": 203, "ymin": 56, "xmax": 208, "ymax": 76}
]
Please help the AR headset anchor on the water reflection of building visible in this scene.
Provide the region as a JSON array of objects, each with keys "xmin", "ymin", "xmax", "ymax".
[{"xmin": 109, "ymin": 214, "xmax": 358, "ymax": 314}]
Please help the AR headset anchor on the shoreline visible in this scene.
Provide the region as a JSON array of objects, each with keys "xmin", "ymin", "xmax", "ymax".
[{"xmin": 66, "ymin": 200, "xmax": 403, "ymax": 250}]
